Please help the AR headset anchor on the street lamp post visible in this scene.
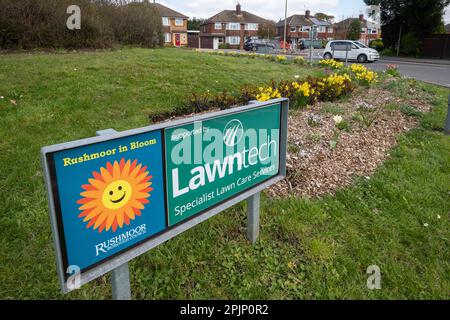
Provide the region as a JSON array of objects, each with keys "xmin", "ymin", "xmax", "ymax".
[{"xmin": 283, "ymin": 0, "xmax": 288, "ymax": 52}]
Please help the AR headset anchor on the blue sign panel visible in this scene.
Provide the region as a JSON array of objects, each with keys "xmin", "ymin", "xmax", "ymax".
[{"xmin": 51, "ymin": 131, "xmax": 166, "ymax": 271}]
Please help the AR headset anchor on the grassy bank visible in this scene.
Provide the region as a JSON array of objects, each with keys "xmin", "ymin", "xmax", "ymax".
[{"xmin": 0, "ymin": 48, "xmax": 448, "ymax": 299}]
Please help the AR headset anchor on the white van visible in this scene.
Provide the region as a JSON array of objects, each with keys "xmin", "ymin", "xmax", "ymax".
[{"xmin": 323, "ymin": 40, "xmax": 380, "ymax": 63}]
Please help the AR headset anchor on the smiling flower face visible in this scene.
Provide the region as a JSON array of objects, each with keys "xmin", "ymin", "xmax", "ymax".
[{"xmin": 77, "ymin": 159, "xmax": 153, "ymax": 233}]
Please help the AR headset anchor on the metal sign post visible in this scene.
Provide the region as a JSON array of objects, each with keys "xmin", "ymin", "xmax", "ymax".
[
  {"xmin": 246, "ymin": 192, "xmax": 260, "ymax": 244},
  {"xmin": 345, "ymin": 44, "xmax": 349, "ymax": 66},
  {"xmin": 96, "ymin": 129, "xmax": 131, "ymax": 300},
  {"xmin": 111, "ymin": 263, "xmax": 131, "ymax": 300},
  {"xmin": 309, "ymin": 27, "xmax": 315, "ymax": 65}
]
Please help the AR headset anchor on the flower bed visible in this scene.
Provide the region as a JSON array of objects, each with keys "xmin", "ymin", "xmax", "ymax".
[
  {"xmin": 151, "ymin": 53, "xmax": 382, "ymax": 122},
  {"xmin": 148, "ymin": 56, "xmax": 433, "ymax": 198}
]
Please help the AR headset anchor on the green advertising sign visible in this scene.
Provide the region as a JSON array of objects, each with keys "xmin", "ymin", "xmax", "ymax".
[
  {"xmin": 41, "ymin": 99, "xmax": 288, "ymax": 292},
  {"xmin": 165, "ymin": 103, "xmax": 281, "ymax": 226}
]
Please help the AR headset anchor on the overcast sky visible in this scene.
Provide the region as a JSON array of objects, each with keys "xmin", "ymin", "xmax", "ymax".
[{"xmin": 158, "ymin": 0, "xmax": 450, "ymax": 24}]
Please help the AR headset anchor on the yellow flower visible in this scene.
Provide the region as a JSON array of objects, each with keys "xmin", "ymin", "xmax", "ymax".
[
  {"xmin": 276, "ymin": 55, "xmax": 287, "ymax": 62},
  {"xmin": 319, "ymin": 59, "xmax": 344, "ymax": 70}
]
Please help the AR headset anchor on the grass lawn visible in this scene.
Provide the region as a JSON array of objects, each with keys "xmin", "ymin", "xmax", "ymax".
[{"xmin": 0, "ymin": 48, "xmax": 448, "ymax": 299}]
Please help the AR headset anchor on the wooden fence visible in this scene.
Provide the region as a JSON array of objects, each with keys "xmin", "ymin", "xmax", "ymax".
[{"xmin": 422, "ymin": 34, "xmax": 450, "ymax": 59}]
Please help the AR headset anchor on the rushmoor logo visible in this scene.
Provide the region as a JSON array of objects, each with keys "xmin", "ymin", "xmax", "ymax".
[
  {"xmin": 77, "ymin": 158, "xmax": 153, "ymax": 233},
  {"xmin": 223, "ymin": 119, "xmax": 244, "ymax": 147}
]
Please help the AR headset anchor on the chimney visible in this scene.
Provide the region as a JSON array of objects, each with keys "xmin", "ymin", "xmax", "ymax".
[
  {"xmin": 236, "ymin": 3, "xmax": 241, "ymax": 15},
  {"xmin": 305, "ymin": 10, "xmax": 311, "ymax": 19},
  {"xmin": 359, "ymin": 14, "xmax": 364, "ymax": 21}
]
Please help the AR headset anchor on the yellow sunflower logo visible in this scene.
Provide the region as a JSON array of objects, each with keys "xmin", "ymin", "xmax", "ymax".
[{"xmin": 77, "ymin": 158, "xmax": 153, "ymax": 233}]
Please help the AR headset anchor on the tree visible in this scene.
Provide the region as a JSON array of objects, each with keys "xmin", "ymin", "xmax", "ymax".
[
  {"xmin": 347, "ymin": 19, "xmax": 362, "ymax": 40},
  {"xmin": 364, "ymin": 0, "xmax": 450, "ymax": 53},
  {"xmin": 314, "ymin": 13, "xmax": 334, "ymax": 22},
  {"xmin": 188, "ymin": 18, "xmax": 205, "ymax": 31},
  {"xmin": 257, "ymin": 21, "xmax": 276, "ymax": 39}
]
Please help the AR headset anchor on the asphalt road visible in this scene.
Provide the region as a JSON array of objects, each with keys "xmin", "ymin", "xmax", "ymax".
[
  {"xmin": 303, "ymin": 50, "xmax": 450, "ymax": 88},
  {"xmin": 368, "ymin": 59, "xmax": 450, "ymax": 88}
]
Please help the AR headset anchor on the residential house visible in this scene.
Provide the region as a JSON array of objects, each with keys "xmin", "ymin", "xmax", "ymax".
[
  {"xmin": 276, "ymin": 10, "xmax": 334, "ymax": 48},
  {"xmin": 151, "ymin": 2, "xmax": 189, "ymax": 47},
  {"xmin": 333, "ymin": 14, "xmax": 381, "ymax": 45},
  {"xmin": 445, "ymin": 24, "xmax": 450, "ymax": 34},
  {"xmin": 200, "ymin": 3, "xmax": 268, "ymax": 50}
]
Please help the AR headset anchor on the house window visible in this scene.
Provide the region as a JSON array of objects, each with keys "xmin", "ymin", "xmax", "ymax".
[
  {"xmin": 226, "ymin": 23, "xmax": 240, "ymax": 30},
  {"xmin": 164, "ymin": 33, "xmax": 171, "ymax": 43},
  {"xmin": 318, "ymin": 26, "xmax": 326, "ymax": 33},
  {"xmin": 175, "ymin": 19, "xmax": 184, "ymax": 26},
  {"xmin": 301, "ymin": 26, "xmax": 310, "ymax": 32},
  {"xmin": 290, "ymin": 26, "xmax": 297, "ymax": 32},
  {"xmin": 162, "ymin": 17, "xmax": 170, "ymax": 26},
  {"xmin": 327, "ymin": 27, "xmax": 334, "ymax": 33},
  {"xmin": 214, "ymin": 22, "xmax": 222, "ymax": 30},
  {"xmin": 226, "ymin": 36, "xmax": 241, "ymax": 45},
  {"xmin": 245, "ymin": 23, "xmax": 258, "ymax": 31}
]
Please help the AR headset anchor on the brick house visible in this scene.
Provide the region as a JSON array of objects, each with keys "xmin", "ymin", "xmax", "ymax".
[
  {"xmin": 151, "ymin": 2, "xmax": 189, "ymax": 47},
  {"xmin": 276, "ymin": 10, "xmax": 333, "ymax": 48},
  {"xmin": 333, "ymin": 14, "xmax": 382, "ymax": 45},
  {"xmin": 445, "ymin": 24, "xmax": 450, "ymax": 34},
  {"xmin": 200, "ymin": 3, "xmax": 268, "ymax": 50}
]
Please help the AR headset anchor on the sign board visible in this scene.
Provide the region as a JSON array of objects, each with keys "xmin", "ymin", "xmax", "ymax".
[{"xmin": 41, "ymin": 99, "xmax": 288, "ymax": 292}]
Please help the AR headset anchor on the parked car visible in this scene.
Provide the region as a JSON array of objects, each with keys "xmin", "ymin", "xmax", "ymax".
[
  {"xmin": 301, "ymin": 39, "xmax": 324, "ymax": 49},
  {"xmin": 298, "ymin": 40, "xmax": 306, "ymax": 50},
  {"xmin": 244, "ymin": 39, "xmax": 276, "ymax": 52},
  {"xmin": 322, "ymin": 40, "xmax": 380, "ymax": 63}
]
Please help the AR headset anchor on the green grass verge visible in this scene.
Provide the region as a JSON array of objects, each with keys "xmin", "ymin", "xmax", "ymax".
[{"xmin": 0, "ymin": 49, "xmax": 448, "ymax": 299}]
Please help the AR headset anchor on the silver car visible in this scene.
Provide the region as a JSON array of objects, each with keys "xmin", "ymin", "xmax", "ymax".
[{"xmin": 323, "ymin": 40, "xmax": 380, "ymax": 63}]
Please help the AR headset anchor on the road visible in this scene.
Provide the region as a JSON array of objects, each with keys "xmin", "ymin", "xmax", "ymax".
[
  {"xmin": 308, "ymin": 50, "xmax": 450, "ymax": 88},
  {"xmin": 211, "ymin": 48, "xmax": 450, "ymax": 88},
  {"xmin": 366, "ymin": 59, "xmax": 450, "ymax": 88}
]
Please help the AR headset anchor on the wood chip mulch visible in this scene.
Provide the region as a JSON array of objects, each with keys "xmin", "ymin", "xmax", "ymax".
[{"xmin": 268, "ymin": 81, "xmax": 433, "ymax": 198}]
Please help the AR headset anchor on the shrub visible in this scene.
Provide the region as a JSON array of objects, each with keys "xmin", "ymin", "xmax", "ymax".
[
  {"xmin": 239, "ymin": 85, "xmax": 259, "ymax": 104},
  {"xmin": 369, "ymin": 39, "xmax": 384, "ymax": 52},
  {"xmin": 385, "ymin": 64, "xmax": 401, "ymax": 78},
  {"xmin": 0, "ymin": 0, "xmax": 163, "ymax": 49},
  {"xmin": 219, "ymin": 43, "xmax": 231, "ymax": 49},
  {"xmin": 401, "ymin": 33, "xmax": 422, "ymax": 57},
  {"xmin": 294, "ymin": 56, "xmax": 306, "ymax": 65},
  {"xmin": 185, "ymin": 92, "xmax": 213, "ymax": 113},
  {"xmin": 111, "ymin": 2, "xmax": 163, "ymax": 48},
  {"xmin": 210, "ymin": 92, "xmax": 239, "ymax": 110}
]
